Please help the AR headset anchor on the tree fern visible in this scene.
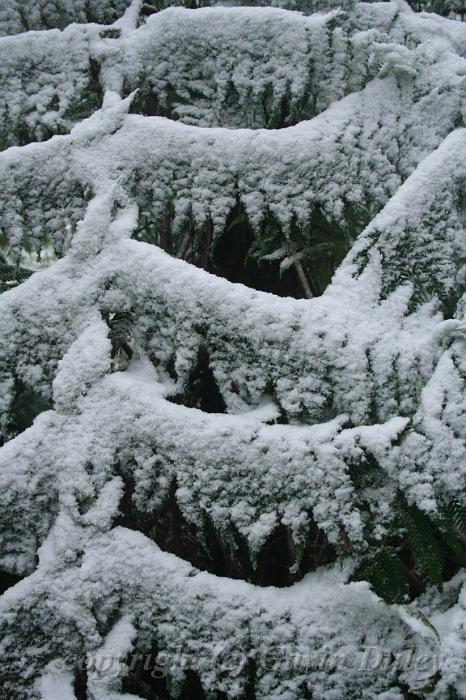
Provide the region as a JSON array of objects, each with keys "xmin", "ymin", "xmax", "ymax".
[
  {"xmin": 402, "ymin": 500, "xmax": 446, "ymax": 588},
  {"xmin": 0, "ymin": 2, "xmax": 465, "ymax": 698},
  {"xmin": 354, "ymin": 497, "xmax": 466, "ymax": 604},
  {"xmin": 353, "ymin": 548, "xmax": 409, "ymax": 604}
]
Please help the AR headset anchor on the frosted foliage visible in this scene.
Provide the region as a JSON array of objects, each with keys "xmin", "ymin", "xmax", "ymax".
[
  {"xmin": 0, "ymin": 168, "xmax": 465, "ymax": 694},
  {"xmin": 0, "ymin": 0, "xmax": 132, "ymax": 36},
  {"xmin": 0, "ymin": 5, "xmax": 464, "ymax": 281},
  {"xmin": 1, "ymin": 3, "xmax": 465, "ymax": 147},
  {"xmin": 119, "ymin": 3, "xmax": 466, "ymax": 129},
  {"xmin": 0, "ymin": 1, "xmax": 465, "ymax": 699},
  {"xmin": 0, "ymin": 24, "xmax": 105, "ymax": 150},
  {"xmin": 1, "ymin": 522, "xmax": 465, "ymax": 700},
  {"xmin": 52, "ymin": 315, "xmax": 112, "ymax": 412},
  {"xmin": 121, "ymin": 7, "xmax": 374, "ymax": 127},
  {"xmin": 1, "ymin": 81, "xmax": 465, "ymax": 273}
]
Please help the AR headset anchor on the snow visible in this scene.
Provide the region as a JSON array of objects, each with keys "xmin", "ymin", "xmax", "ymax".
[
  {"xmin": 0, "ymin": 24, "xmax": 104, "ymax": 150},
  {"xmin": 0, "ymin": 172, "xmax": 465, "ymax": 692},
  {"xmin": 0, "ymin": 0, "xmax": 132, "ymax": 37},
  {"xmin": 86, "ymin": 615, "xmax": 139, "ymax": 700},
  {"xmin": 0, "ymin": 130, "xmax": 464, "ymax": 568},
  {"xmin": 2, "ymin": 518, "xmax": 465, "ymax": 699},
  {"xmin": 0, "ymin": 30, "xmax": 464, "ymax": 276},
  {"xmin": 52, "ymin": 314, "xmax": 112, "ymax": 413},
  {"xmin": 37, "ymin": 662, "xmax": 77, "ymax": 700},
  {"xmin": 0, "ymin": 0, "xmax": 465, "ymax": 698}
]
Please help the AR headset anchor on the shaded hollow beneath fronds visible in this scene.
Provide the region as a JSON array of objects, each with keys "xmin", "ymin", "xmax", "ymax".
[
  {"xmin": 121, "ymin": 641, "xmax": 171, "ymax": 700},
  {"xmin": 210, "ymin": 206, "xmax": 309, "ymax": 298},
  {"xmin": 0, "ymin": 569, "xmax": 23, "ymax": 595},
  {"xmin": 167, "ymin": 344, "xmax": 226, "ymax": 413},
  {"xmin": 134, "ymin": 204, "xmax": 354, "ymax": 299},
  {"xmin": 1, "ymin": 377, "xmax": 52, "ymax": 446},
  {"xmin": 115, "ymin": 476, "xmax": 336, "ymax": 587},
  {"xmin": 122, "ymin": 648, "xmax": 229, "ymax": 700},
  {"xmin": 211, "ymin": 204, "xmax": 354, "ymax": 298}
]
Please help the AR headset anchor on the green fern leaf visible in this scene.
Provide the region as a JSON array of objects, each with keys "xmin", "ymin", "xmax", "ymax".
[
  {"xmin": 404, "ymin": 504, "xmax": 445, "ymax": 587},
  {"xmin": 353, "ymin": 548, "xmax": 409, "ymax": 604}
]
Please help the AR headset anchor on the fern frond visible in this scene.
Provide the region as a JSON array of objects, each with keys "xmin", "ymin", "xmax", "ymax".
[
  {"xmin": 353, "ymin": 548, "xmax": 409, "ymax": 604},
  {"xmin": 438, "ymin": 499, "xmax": 466, "ymax": 565},
  {"xmin": 442, "ymin": 499, "xmax": 466, "ymax": 536},
  {"xmin": 403, "ymin": 503, "xmax": 445, "ymax": 588},
  {"xmin": 0, "ymin": 263, "xmax": 32, "ymax": 292}
]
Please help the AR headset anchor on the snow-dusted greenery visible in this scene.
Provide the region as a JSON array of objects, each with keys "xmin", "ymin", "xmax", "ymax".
[
  {"xmin": 0, "ymin": 0, "xmax": 132, "ymax": 36},
  {"xmin": 0, "ymin": 1, "xmax": 465, "ymax": 699}
]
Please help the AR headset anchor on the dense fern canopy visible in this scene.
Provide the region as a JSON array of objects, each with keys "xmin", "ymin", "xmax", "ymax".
[{"xmin": 0, "ymin": 1, "xmax": 465, "ymax": 699}]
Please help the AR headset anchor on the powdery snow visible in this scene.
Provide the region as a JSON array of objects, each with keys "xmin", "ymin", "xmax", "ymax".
[{"xmin": 0, "ymin": 2, "xmax": 465, "ymax": 699}]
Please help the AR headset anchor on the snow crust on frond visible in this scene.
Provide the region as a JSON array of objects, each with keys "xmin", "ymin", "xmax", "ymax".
[
  {"xmin": 0, "ymin": 1, "xmax": 465, "ymax": 698},
  {"xmin": 0, "ymin": 24, "xmax": 105, "ymax": 150},
  {"xmin": 1, "ymin": 3, "xmax": 465, "ymax": 149},
  {"xmin": 0, "ymin": 129, "xmax": 465, "ymax": 568},
  {"xmin": 0, "ymin": 0, "xmax": 132, "ymax": 37},
  {"xmin": 1, "ymin": 518, "xmax": 465, "ymax": 700},
  {"xmin": 1, "ymin": 70, "xmax": 464, "ymax": 271}
]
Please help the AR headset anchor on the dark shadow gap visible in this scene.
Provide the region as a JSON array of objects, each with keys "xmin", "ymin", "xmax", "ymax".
[
  {"xmin": 122, "ymin": 641, "xmax": 170, "ymax": 700},
  {"xmin": 210, "ymin": 206, "xmax": 308, "ymax": 299},
  {"xmin": 74, "ymin": 668, "xmax": 88, "ymax": 700},
  {"xmin": 0, "ymin": 569, "xmax": 23, "ymax": 595},
  {"xmin": 167, "ymin": 344, "xmax": 226, "ymax": 413},
  {"xmin": 133, "ymin": 203, "xmax": 354, "ymax": 300},
  {"xmin": 114, "ymin": 475, "xmax": 336, "ymax": 587},
  {"xmin": 1, "ymin": 377, "xmax": 52, "ymax": 446}
]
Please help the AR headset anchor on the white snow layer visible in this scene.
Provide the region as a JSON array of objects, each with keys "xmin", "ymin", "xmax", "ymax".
[{"xmin": 0, "ymin": 1, "xmax": 465, "ymax": 699}]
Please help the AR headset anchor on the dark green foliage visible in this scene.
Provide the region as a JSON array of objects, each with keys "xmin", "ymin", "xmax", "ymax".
[
  {"xmin": 4, "ymin": 377, "xmax": 52, "ymax": 443},
  {"xmin": 401, "ymin": 499, "xmax": 446, "ymax": 588},
  {"xmin": 106, "ymin": 310, "xmax": 134, "ymax": 362},
  {"xmin": 353, "ymin": 548, "xmax": 410, "ymax": 603},
  {"xmin": 438, "ymin": 499, "xmax": 466, "ymax": 567},
  {"xmin": 0, "ymin": 260, "xmax": 32, "ymax": 292},
  {"xmin": 353, "ymin": 496, "xmax": 466, "ymax": 604},
  {"xmin": 441, "ymin": 498, "xmax": 466, "ymax": 536}
]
